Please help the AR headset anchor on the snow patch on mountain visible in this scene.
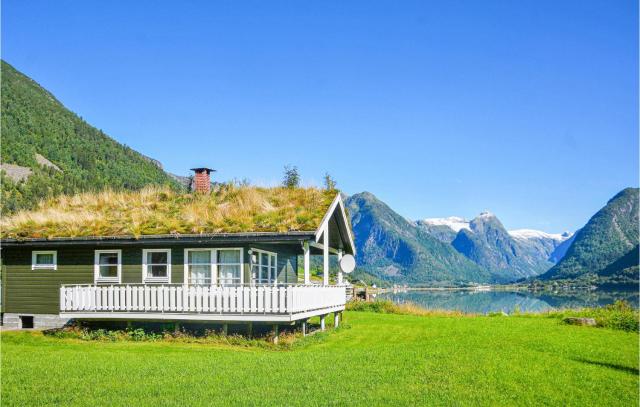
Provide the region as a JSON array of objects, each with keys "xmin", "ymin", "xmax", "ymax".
[
  {"xmin": 423, "ymin": 214, "xmax": 573, "ymax": 245},
  {"xmin": 508, "ymin": 229, "xmax": 572, "ymax": 242},
  {"xmin": 422, "ymin": 216, "xmax": 471, "ymax": 232}
]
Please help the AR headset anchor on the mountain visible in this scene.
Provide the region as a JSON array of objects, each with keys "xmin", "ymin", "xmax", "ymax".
[
  {"xmin": 541, "ymin": 188, "xmax": 639, "ymax": 282},
  {"xmin": 0, "ymin": 60, "xmax": 180, "ymax": 214},
  {"xmin": 448, "ymin": 212, "xmax": 555, "ymax": 281},
  {"xmin": 548, "ymin": 232, "xmax": 577, "ymax": 263},
  {"xmin": 416, "ymin": 217, "xmax": 469, "ymax": 243},
  {"xmin": 345, "ymin": 192, "xmax": 493, "ymax": 286},
  {"xmin": 419, "ymin": 213, "xmax": 572, "ymax": 282},
  {"xmin": 509, "ymin": 229, "xmax": 574, "ymax": 263},
  {"xmin": 599, "ymin": 245, "xmax": 639, "ymax": 278}
]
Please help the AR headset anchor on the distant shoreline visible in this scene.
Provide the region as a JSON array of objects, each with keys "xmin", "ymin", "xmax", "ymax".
[{"xmin": 374, "ymin": 284, "xmax": 635, "ymax": 293}]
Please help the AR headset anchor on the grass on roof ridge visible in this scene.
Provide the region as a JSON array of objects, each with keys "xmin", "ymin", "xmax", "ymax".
[{"xmin": 1, "ymin": 184, "xmax": 337, "ymax": 239}]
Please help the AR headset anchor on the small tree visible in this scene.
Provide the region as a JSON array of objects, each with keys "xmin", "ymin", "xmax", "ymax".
[
  {"xmin": 323, "ymin": 172, "xmax": 337, "ymax": 191},
  {"xmin": 282, "ymin": 165, "xmax": 300, "ymax": 188}
]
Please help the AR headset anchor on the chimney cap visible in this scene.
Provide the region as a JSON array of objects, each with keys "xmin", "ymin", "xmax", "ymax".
[{"xmin": 190, "ymin": 167, "xmax": 216, "ymax": 174}]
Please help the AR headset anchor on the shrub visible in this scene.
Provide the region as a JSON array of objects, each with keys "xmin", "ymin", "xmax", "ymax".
[
  {"xmin": 552, "ymin": 300, "xmax": 639, "ymax": 332},
  {"xmin": 346, "ymin": 299, "xmax": 398, "ymax": 313},
  {"xmin": 346, "ymin": 300, "xmax": 468, "ymax": 317},
  {"xmin": 42, "ymin": 324, "xmax": 328, "ymax": 349},
  {"xmin": 282, "ymin": 165, "xmax": 300, "ymax": 189}
]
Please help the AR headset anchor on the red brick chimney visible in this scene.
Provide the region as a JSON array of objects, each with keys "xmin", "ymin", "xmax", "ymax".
[{"xmin": 190, "ymin": 167, "xmax": 215, "ymax": 194}]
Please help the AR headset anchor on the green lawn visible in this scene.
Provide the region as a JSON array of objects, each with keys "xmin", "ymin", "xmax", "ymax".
[{"xmin": 2, "ymin": 312, "xmax": 638, "ymax": 406}]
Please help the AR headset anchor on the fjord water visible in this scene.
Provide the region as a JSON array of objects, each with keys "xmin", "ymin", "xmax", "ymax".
[{"xmin": 379, "ymin": 289, "xmax": 639, "ymax": 314}]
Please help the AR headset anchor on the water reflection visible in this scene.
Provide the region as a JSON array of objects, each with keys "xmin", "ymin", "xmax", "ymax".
[{"xmin": 379, "ymin": 289, "xmax": 639, "ymax": 314}]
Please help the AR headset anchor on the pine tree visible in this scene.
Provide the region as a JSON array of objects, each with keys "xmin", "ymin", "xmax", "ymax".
[
  {"xmin": 282, "ymin": 165, "xmax": 300, "ymax": 188},
  {"xmin": 323, "ymin": 172, "xmax": 337, "ymax": 191}
]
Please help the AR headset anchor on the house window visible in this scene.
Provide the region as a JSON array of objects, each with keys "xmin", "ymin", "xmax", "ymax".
[
  {"xmin": 31, "ymin": 251, "xmax": 57, "ymax": 270},
  {"xmin": 185, "ymin": 249, "xmax": 213, "ymax": 285},
  {"xmin": 250, "ymin": 249, "xmax": 277, "ymax": 284},
  {"xmin": 184, "ymin": 248, "xmax": 243, "ymax": 285},
  {"xmin": 143, "ymin": 249, "xmax": 171, "ymax": 283},
  {"xmin": 94, "ymin": 250, "xmax": 121, "ymax": 283},
  {"xmin": 217, "ymin": 249, "xmax": 243, "ymax": 285}
]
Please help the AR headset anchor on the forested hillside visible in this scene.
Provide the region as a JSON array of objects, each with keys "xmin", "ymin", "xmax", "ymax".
[
  {"xmin": 1, "ymin": 61, "xmax": 179, "ymax": 214},
  {"xmin": 540, "ymin": 188, "xmax": 639, "ymax": 284},
  {"xmin": 345, "ymin": 192, "xmax": 493, "ymax": 286}
]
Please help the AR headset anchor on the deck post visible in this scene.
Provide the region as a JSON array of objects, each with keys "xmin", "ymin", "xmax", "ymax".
[
  {"xmin": 303, "ymin": 241, "xmax": 310, "ymax": 284},
  {"xmin": 320, "ymin": 314, "xmax": 326, "ymax": 331},
  {"xmin": 337, "ymin": 249, "xmax": 343, "ymax": 285},
  {"xmin": 273, "ymin": 324, "xmax": 279, "ymax": 344},
  {"xmin": 247, "ymin": 322, "xmax": 253, "ymax": 338},
  {"xmin": 222, "ymin": 323, "xmax": 228, "ymax": 336},
  {"xmin": 334, "ymin": 312, "xmax": 339, "ymax": 328},
  {"xmin": 126, "ymin": 321, "xmax": 133, "ymax": 330},
  {"xmin": 323, "ymin": 224, "xmax": 329, "ymax": 286},
  {"xmin": 301, "ymin": 319, "xmax": 307, "ymax": 336},
  {"xmin": 174, "ymin": 322, "xmax": 180, "ymax": 333}
]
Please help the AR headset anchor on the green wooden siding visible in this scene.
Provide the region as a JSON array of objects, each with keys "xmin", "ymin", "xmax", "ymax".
[
  {"xmin": 1, "ymin": 243, "xmax": 302, "ymax": 315},
  {"xmin": 3, "ymin": 246, "xmax": 94, "ymax": 315}
]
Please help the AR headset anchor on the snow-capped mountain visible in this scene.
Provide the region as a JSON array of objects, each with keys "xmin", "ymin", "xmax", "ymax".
[
  {"xmin": 418, "ymin": 212, "xmax": 576, "ymax": 281},
  {"xmin": 421, "ymin": 215, "xmax": 572, "ymax": 246}
]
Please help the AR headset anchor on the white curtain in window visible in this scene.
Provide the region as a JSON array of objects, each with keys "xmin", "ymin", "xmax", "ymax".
[
  {"xmin": 218, "ymin": 249, "xmax": 240, "ymax": 263},
  {"xmin": 188, "ymin": 251, "xmax": 211, "ymax": 284},
  {"xmin": 218, "ymin": 250, "xmax": 240, "ymax": 285}
]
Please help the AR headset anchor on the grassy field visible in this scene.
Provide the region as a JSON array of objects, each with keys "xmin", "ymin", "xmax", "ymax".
[{"xmin": 1, "ymin": 312, "xmax": 638, "ymax": 406}]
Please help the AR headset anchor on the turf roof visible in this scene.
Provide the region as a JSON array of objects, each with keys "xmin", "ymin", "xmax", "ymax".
[{"xmin": 1, "ymin": 185, "xmax": 337, "ymax": 240}]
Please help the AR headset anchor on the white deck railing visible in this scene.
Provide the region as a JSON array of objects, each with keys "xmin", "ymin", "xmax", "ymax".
[{"xmin": 60, "ymin": 284, "xmax": 346, "ymax": 315}]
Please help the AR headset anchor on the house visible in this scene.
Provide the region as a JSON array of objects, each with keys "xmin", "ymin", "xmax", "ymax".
[{"xmin": 0, "ymin": 168, "xmax": 355, "ymax": 338}]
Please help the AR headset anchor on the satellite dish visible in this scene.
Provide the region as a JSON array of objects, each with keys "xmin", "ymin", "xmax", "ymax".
[{"xmin": 339, "ymin": 254, "xmax": 356, "ymax": 274}]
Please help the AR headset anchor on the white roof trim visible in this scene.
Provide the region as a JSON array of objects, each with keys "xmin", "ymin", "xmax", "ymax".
[{"xmin": 314, "ymin": 193, "xmax": 356, "ymax": 255}]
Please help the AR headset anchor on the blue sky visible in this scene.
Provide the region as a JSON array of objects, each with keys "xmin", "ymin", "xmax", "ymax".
[{"xmin": 2, "ymin": 0, "xmax": 637, "ymax": 232}]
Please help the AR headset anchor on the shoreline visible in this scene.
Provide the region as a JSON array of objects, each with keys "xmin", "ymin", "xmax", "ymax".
[{"xmin": 374, "ymin": 284, "xmax": 638, "ymax": 294}]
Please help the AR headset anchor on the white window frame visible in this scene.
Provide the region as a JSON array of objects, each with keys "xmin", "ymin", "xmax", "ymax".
[
  {"xmin": 183, "ymin": 248, "xmax": 244, "ymax": 286},
  {"xmin": 94, "ymin": 249, "xmax": 122, "ymax": 284},
  {"xmin": 31, "ymin": 251, "xmax": 57, "ymax": 270},
  {"xmin": 216, "ymin": 248, "xmax": 244, "ymax": 286},
  {"xmin": 249, "ymin": 249, "xmax": 278, "ymax": 285},
  {"xmin": 184, "ymin": 248, "xmax": 215, "ymax": 285},
  {"xmin": 142, "ymin": 249, "xmax": 171, "ymax": 283}
]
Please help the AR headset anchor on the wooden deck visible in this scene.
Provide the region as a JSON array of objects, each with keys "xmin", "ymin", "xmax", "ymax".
[{"xmin": 60, "ymin": 284, "xmax": 346, "ymax": 322}]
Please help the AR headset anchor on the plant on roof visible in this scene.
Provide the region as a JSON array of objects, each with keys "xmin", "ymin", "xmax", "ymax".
[
  {"xmin": 282, "ymin": 165, "xmax": 300, "ymax": 189},
  {"xmin": 323, "ymin": 172, "xmax": 337, "ymax": 191},
  {"xmin": 1, "ymin": 184, "xmax": 337, "ymax": 239}
]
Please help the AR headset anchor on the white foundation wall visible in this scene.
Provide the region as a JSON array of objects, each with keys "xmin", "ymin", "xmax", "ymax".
[{"xmin": 2, "ymin": 313, "xmax": 70, "ymax": 329}]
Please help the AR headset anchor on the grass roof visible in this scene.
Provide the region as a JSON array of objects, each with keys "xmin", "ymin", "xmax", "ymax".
[{"xmin": 1, "ymin": 185, "xmax": 337, "ymax": 240}]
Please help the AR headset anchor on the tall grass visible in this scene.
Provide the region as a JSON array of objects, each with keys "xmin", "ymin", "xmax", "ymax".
[
  {"xmin": 347, "ymin": 299, "xmax": 639, "ymax": 332},
  {"xmin": 1, "ymin": 184, "xmax": 336, "ymax": 239},
  {"xmin": 552, "ymin": 300, "xmax": 639, "ymax": 332},
  {"xmin": 346, "ymin": 299, "xmax": 471, "ymax": 317}
]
